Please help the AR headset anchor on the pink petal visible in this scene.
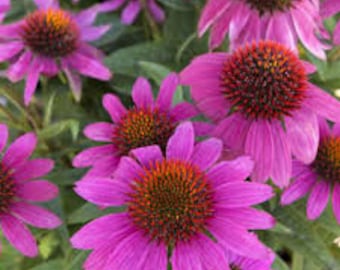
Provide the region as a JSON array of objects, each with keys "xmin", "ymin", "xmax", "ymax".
[
  {"xmin": 130, "ymin": 145, "xmax": 163, "ymax": 168},
  {"xmin": 0, "ymin": 123, "xmax": 8, "ymax": 152},
  {"xmin": 103, "ymin": 93, "xmax": 127, "ymax": 123},
  {"xmin": 16, "ymin": 180, "xmax": 58, "ymax": 201},
  {"xmin": 0, "ymin": 214, "xmax": 38, "ymax": 257},
  {"xmin": 13, "ymin": 158, "xmax": 54, "ymax": 181},
  {"xmin": 131, "ymin": 77, "xmax": 154, "ymax": 109},
  {"xmin": 166, "ymin": 122, "xmax": 194, "ymax": 161},
  {"xmin": 307, "ymin": 181, "xmax": 330, "ymax": 220},
  {"xmin": 7, "ymin": 51, "xmax": 32, "ymax": 82},
  {"xmin": 24, "ymin": 58, "xmax": 41, "ymax": 106},
  {"xmin": 10, "ymin": 202, "xmax": 61, "ymax": 229},
  {"xmin": 156, "ymin": 73, "xmax": 179, "ymax": 110},
  {"xmin": 121, "ymin": 0, "xmax": 141, "ymax": 25},
  {"xmin": 190, "ymin": 138, "xmax": 222, "ymax": 171},
  {"xmin": 3, "ymin": 132, "xmax": 37, "ymax": 168},
  {"xmin": 63, "ymin": 67, "xmax": 82, "ymax": 102},
  {"xmin": 72, "ymin": 145, "xmax": 115, "ymax": 168},
  {"xmin": 84, "ymin": 122, "xmax": 115, "ymax": 142},
  {"xmin": 332, "ymin": 183, "xmax": 340, "ymax": 224}
]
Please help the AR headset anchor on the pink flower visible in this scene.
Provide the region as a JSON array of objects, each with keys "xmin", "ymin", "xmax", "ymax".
[
  {"xmin": 198, "ymin": 0, "xmax": 330, "ymax": 59},
  {"xmin": 73, "ymin": 73, "xmax": 197, "ymax": 180},
  {"xmin": 71, "ymin": 121, "xmax": 275, "ymax": 269},
  {"xmin": 181, "ymin": 40, "xmax": 340, "ymax": 188},
  {"xmin": 0, "ymin": 123, "xmax": 61, "ymax": 257},
  {"xmin": 281, "ymin": 118, "xmax": 340, "ymax": 223},
  {"xmin": 0, "ymin": 0, "xmax": 112, "ymax": 105},
  {"xmin": 73, "ymin": 0, "xmax": 165, "ymax": 25},
  {"xmin": 321, "ymin": 0, "xmax": 340, "ymax": 44}
]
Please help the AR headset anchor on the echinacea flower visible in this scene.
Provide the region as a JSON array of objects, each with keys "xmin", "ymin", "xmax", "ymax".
[
  {"xmin": 226, "ymin": 249, "xmax": 275, "ymax": 270},
  {"xmin": 0, "ymin": 0, "xmax": 112, "ymax": 105},
  {"xmin": 0, "ymin": 123, "xmax": 61, "ymax": 257},
  {"xmin": 321, "ymin": 0, "xmax": 340, "ymax": 44},
  {"xmin": 71, "ymin": 121, "xmax": 275, "ymax": 270},
  {"xmin": 72, "ymin": 0, "xmax": 165, "ymax": 25},
  {"xmin": 281, "ymin": 118, "xmax": 340, "ymax": 223},
  {"xmin": 0, "ymin": 0, "xmax": 9, "ymax": 22},
  {"xmin": 198, "ymin": 0, "xmax": 330, "ymax": 59},
  {"xmin": 73, "ymin": 73, "xmax": 197, "ymax": 180},
  {"xmin": 181, "ymin": 40, "xmax": 340, "ymax": 188}
]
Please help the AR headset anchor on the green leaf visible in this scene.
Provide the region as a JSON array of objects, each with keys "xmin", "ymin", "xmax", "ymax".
[{"xmin": 38, "ymin": 119, "xmax": 79, "ymax": 141}]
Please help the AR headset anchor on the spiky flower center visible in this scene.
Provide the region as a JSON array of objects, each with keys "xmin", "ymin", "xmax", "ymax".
[
  {"xmin": 127, "ymin": 159, "xmax": 214, "ymax": 245},
  {"xmin": 0, "ymin": 164, "xmax": 15, "ymax": 213},
  {"xmin": 221, "ymin": 41, "xmax": 307, "ymax": 120},
  {"xmin": 245, "ymin": 0, "xmax": 299, "ymax": 15},
  {"xmin": 21, "ymin": 9, "xmax": 80, "ymax": 57},
  {"xmin": 313, "ymin": 137, "xmax": 340, "ymax": 183},
  {"xmin": 113, "ymin": 107, "xmax": 175, "ymax": 156}
]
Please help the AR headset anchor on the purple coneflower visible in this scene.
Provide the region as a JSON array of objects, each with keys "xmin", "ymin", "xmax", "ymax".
[
  {"xmin": 71, "ymin": 121, "xmax": 275, "ymax": 269},
  {"xmin": 73, "ymin": 73, "xmax": 197, "ymax": 180},
  {"xmin": 73, "ymin": 0, "xmax": 165, "ymax": 25},
  {"xmin": 0, "ymin": 123, "xmax": 61, "ymax": 257},
  {"xmin": 181, "ymin": 40, "xmax": 340, "ymax": 188},
  {"xmin": 0, "ymin": 0, "xmax": 111, "ymax": 105},
  {"xmin": 281, "ymin": 118, "xmax": 340, "ymax": 222},
  {"xmin": 321, "ymin": 0, "xmax": 340, "ymax": 44},
  {"xmin": 199, "ymin": 0, "xmax": 330, "ymax": 59}
]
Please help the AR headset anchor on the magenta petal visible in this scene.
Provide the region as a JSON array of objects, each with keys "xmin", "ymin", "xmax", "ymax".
[
  {"xmin": 216, "ymin": 208, "xmax": 275, "ymax": 230},
  {"xmin": 63, "ymin": 67, "xmax": 82, "ymax": 102},
  {"xmin": 286, "ymin": 109, "xmax": 319, "ymax": 164},
  {"xmin": 140, "ymin": 237, "xmax": 168, "ymax": 269},
  {"xmin": 130, "ymin": 145, "xmax": 163, "ymax": 168},
  {"xmin": 84, "ymin": 122, "xmax": 115, "ymax": 142},
  {"xmin": 121, "ymin": 0, "xmax": 141, "ymax": 25},
  {"xmin": 305, "ymin": 83, "xmax": 340, "ymax": 123},
  {"xmin": 34, "ymin": 0, "xmax": 59, "ymax": 9},
  {"xmin": 71, "ymin": 213, "xmax": 130, "ymax": 249},
  {"xmin": 271, "ymin": 122, "xmax": 292, "ymax": 188},
  {"xmin": 13, "ymin": 158, "xmax": 54, "ymax": 181},
  {"xmin": 10, "ymin": 202, "xmax": 61, "ymax": 229},
  {"xmin": 307, "ymin": 181, "xmax": 330, "ymax": 220},
  {"xmin": 245, "ymin": 120, "xmax": 273, "ymax": 183},
  {"xmin": 332, "ymin": 183, "xmax": 340, "ymax": 224},
  {"xmin": 16, "ymin": 180, "xmax": 58, "ymax": 201},
  {"xmin": 114, "ymin": 157, "xmax": 143, "ymax": 182},
  {"xmin": 281, "ymin": 170, "xmax": 317, "ymax": 205},
  {"xmin": 82, "ymin": 155, "xmax": 119, "ymax": 180},
  {"xmin": 74, "ymin": 178, "xmax": 125, "ymax": 206},
  {"xmin": 170, "ymin": 102, "xmax": 198, "ymax": 122},
  {"xmin": 7, "ymin": 51, "xmax": 32, "ymax": 82},
  {"xmin": 0, "ymin": 123, "xmax": 8, "ymax": 152},
  {"xmin": 209, "ymin": 218, "xmax": 270, "ymax": 260},
  {"xmin": 207, "ymin": 156, "xmax": 254, "ymax": 187},
  {"xmin": 190, "ymin": 138, "xmax": 222, "ymax": 171},
  {"xmin": 0, "ymin": 214, "xmax": 38, "ymax": 257},
  {"xmin": 3, "ymin": 132, "xmax": 37, "ymax": 168},
  {"xmin": 24, "ymin": 58, "xmax": 41, "ymax": 106},
  {"xmin": 103, "ymin": 93, "xmax": 127, "ymax": 123},
  {"xmin": 132, "ymin": 77, "xmax": 154, "ymax": 109},
  {"xmin": 216, "ymin": 182, "xmax": 274, "ymax": 208},
  {"xmin": 72, "ymin": 145, "xmax": 115, "ymax": 168},
  {"xmin": 156, "ymin": 73, "xmax": 179, "ymax": 110},
  {"xmin": 0, "ymin": 41, "xmax": 23, "ymax": 61},
  {"xmin": 166, "ymin": 122, "xmax": 194, "ymax": 161}
]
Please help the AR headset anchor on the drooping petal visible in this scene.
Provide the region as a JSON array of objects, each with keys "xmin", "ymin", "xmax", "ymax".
[
  {"xmin": 307, "ymin": 181, "xmax": 330, "ymax": 220},
  {"xmin": 84, "ymin": 122, "xmax": 115, "ymax": 142},
  {"xmin": 0, "ymin": 123, "xmax": 8, "ymax": 152},
  {"xmin": 0, "ymin": 214, "xmax": 38, "ymax": 257},
  {"xmin": 121, "ymin": 0, "xmax": 141, "ymax": 25},
  {"xmin": 16, "ymin": 180, "xmax": 58, "ymax": 201},
  {"xmin": 332, "ymin": 183, "xmax": 340, "ymax": 224},
  {"xmin": 12, "ymin": 159, "xmax": 54, "ymax": 182},
  {"xmin": 72, "ymin": 145, "xmax": 116, "ymax": 168},
  {"xmin": 10, "ymin": 202, "xmax": 61, "ymax": 229}
]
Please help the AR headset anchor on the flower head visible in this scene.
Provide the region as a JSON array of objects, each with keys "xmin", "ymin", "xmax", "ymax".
[
  {"xmin": 73, "ymin": 0, "xmax": 165, "ymax": 25},
  {"xmin": 181, "ymin": 40, "xmax": 340, "ymax": 188},
  {"xmin": 321, "ymin": 0, "xmax": 340, "ymax": 44},
  {"xmin": 73, "ymin": 73, "xmax": 197, "ymax": 180},
  {"xmin": 0, "ymin": 0, "xmax": 112, "ymax": 105},
  {"xmin": 71, "ymin": 121, "xmax": 275, "ymax": 269},
  {"xmin": 281, "ymin": 118, "xmax": 340, "ymax": 223},
  {"xmin": 0, "ymin": 123, "xmax": 61, "ymax": 257},
  {"xmin": 199, "ymin": 0, "xmax": 330, "ymax": 59}
]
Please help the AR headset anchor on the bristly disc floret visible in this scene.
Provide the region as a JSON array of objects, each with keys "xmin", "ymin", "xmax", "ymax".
[
  {"xmin": 21, "ymin": 9, "xmax": 80, "ymax": 57},
  {"xmin": 127, "ymin": 159, "xmax": 214, "ymax": 245},
  {"xmin": 221, "ymin": 40, "xmax": 307, "ymax": 120},
  {"xmin": 313, "ymin": 137, "xmax": 340, "ymax": 183},
  {"xmin": 113, "ymin": 107, "xmax": 175, "ymax": 156},
  {"xmin": 245, "ymin": 0, "xmax": 300, "ymax": 15},
  {"xmin": 0, "ymin": 164, "xmax": 15, "ymax": 213}
]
